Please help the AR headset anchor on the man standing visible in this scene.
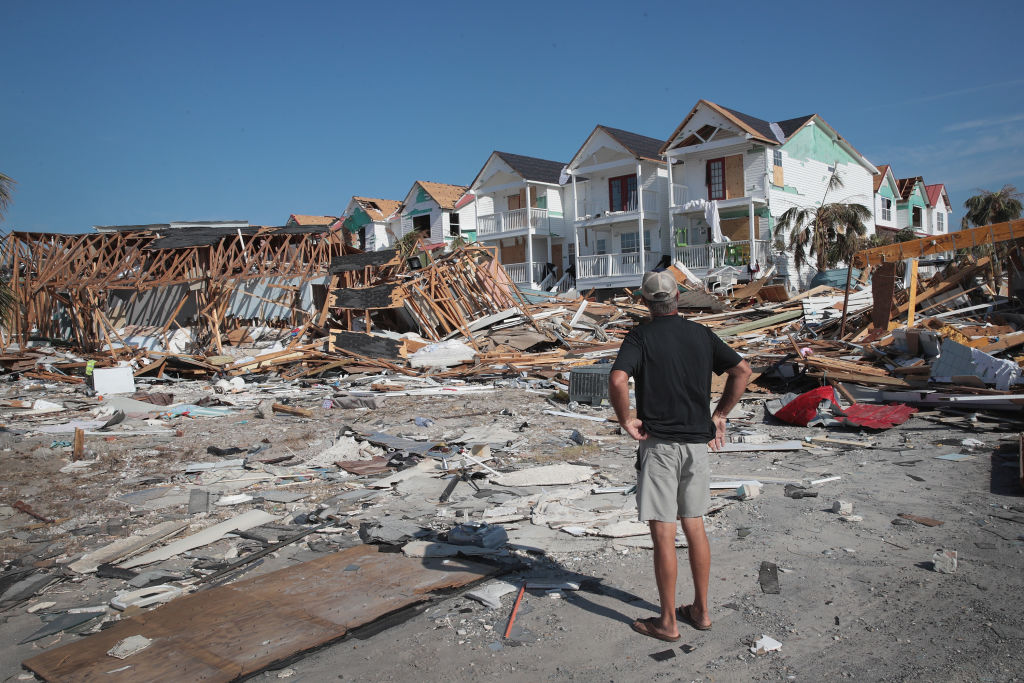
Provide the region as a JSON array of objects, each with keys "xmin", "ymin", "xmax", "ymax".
[{"xmin": 609, "ymin": 270, "xmax": 751, "ymax": 641}]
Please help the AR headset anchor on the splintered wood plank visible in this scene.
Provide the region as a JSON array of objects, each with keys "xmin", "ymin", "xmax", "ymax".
[{"xmin": 23, "ymin": 545, "xmax": 496, "ymax": 682}]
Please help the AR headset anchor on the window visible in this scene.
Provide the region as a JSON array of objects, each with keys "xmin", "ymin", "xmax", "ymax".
[
  {"xmin": 773, "ymin": 150, "xmax": 783, "ymax": 168},
  {"xmin": 608, "ymin": 175, "xmax": 637, "ymax": 212},
  {"xmin": 706, "ymin": 158, "xmax": 725, "ymax": 200},
  {"xmin": 412, "ymin": 214, "xmax": 431, "ymax": 236},
  {"xmin": 912, "ymin": 206, "xmax": 922, "ymax": 228},
  {"xmin": 507, "ymin": 193, "xmax": 522, "ymax": 211},
  {"xmin": 595, "ymin": 238, "xmax": 608, "ymax": 255},
  {"xmin": 880, "ymin": 197, "xmax": 892, "ymax": 222},
  {"xmin": 358, "ymin": 227, "xmax": 367, "ymax": 250},
  {"xmin": 620, "ymin": 231, "xmax": 651, "ymax": 254},
  {"xmin": 937, "ymin": 212, "xmax": 944, "ymax": 232},
  {"xmin": 449, "ymin": 212, "xmax": 460, "ymax": 237},
  {"xmin": 827, "ymin": 163, "xmax": 836, "ymax": 173}
]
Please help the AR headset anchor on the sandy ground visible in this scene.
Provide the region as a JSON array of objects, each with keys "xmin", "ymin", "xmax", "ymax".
[{"xmin": 1, "ymin": 383, "xmax": 1023, "ymax": 682}]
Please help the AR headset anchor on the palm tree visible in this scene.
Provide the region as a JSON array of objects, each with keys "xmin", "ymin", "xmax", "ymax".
[
  {"xmin": 961, "ymin": 185, "xmax": 1023, "ymax": 229},
  {"xmin": 961, "ymin": 185, "xmax": 1023, "ymax": 292},
  {"xmin": 0, "ymin": 172, "xmax": 14, "ymax": 221},
  {"xmin": 776, "ymin": 173, "xmax": 871, "ymax": 272},
  {"xmin": 0, "ymin": 172, "xmax": 17, "ymax": 328}
]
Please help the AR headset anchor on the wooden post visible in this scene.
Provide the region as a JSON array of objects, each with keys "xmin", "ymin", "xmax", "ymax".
[
  {"xmin": 906, "ymin": 258, "xmax": 919, "ymax": 328},
  {"xmin": 73, "ymin": 428, "xmax": 84, "ymax": 461},
  {"xmin": 838, "ymin": 265, "xmax": 853, "ymax": 338}
]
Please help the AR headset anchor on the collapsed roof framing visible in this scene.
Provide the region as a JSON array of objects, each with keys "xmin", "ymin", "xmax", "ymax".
[{"xmin": 2, "ymin": 227, "xmax": 357, "ymax": 355}]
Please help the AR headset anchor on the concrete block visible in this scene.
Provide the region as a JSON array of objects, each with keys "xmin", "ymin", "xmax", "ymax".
[
  {"xmin": 736, "ymin": 484, "xmax": 761, "ymax": 500},
  {"xmin": 933, "ymin": 549, "xmax": 958, "ymax": 573}
]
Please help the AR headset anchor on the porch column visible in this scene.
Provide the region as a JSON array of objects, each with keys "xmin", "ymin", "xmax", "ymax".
[
  {"xmin": 636, "ymin": 160, "xmax": 646, "ymax": 272},
  {"xmin": 748, "ymin": 198, "xmax": 756, "ymax": 270},
  {"xmin": 666, "ymin": 154, "xmax": 676, "ymax": 258},
  {"xmin": 472, "ymin": 193, "xmax": 478, "ymax": 244},
  {"xmin": 525, "ymin": 181, "xmax": 534, "ymax": 288},
  {"xmin": 571, "ymin": 172, "xmax": 579, "ymax": 283}
]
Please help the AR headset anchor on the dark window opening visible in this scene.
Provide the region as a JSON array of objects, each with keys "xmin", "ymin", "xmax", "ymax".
[
  {"xmin": 608, "ymin": 175, "xmax": 637, "ymax": 212},
  {"xmin": 412, "ymin": 214, "xmax": 431, "ymax": 237},
  {"xmin": 706, "ymin": 158, "xmax": 725, "ymax": 200},
  {"xmin": 449, "ymin": 212, "xmax": 461, "ymax": 236},
  {"xmin": 358, "ymin": 227, "xmax": 366, "ymax": 250},
  {"xmin": 912, "ymin": 206, "xmax": 922, "ymax": 228}
]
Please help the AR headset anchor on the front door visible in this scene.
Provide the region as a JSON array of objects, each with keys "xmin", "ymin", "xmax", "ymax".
[{"xmin": 551, "ymin": 243, "xmax": 563, "ymax": 276}]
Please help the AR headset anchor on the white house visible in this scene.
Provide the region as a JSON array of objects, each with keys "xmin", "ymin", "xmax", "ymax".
[
  {"xmin": 339, "ymin": 197, "xmax": 403, "ymax": 251},
  {"xmin": 873, "ymin": 164, "xmax": 901, "ymax": 234},
  {"xmin": 660, "ymin": 100, "xmax": 878, "ymax": 290},
  {"xmin": 394, "ymin": 181, "xmax": 470, "ymax": 247},
  {"xmin": 565, "ymin": 125, "xmax": 670, "ymax": 291},
  {"xmin": 464, "ymin": 151, "xmax": 570, "ymax": 290},
  {"xmin": 925, "ymin": 183, "xmax": 952, "ymax": 235}
]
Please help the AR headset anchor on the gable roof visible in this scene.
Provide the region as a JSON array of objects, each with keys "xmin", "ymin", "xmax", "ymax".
[
  {"xmin": 896, "ymin": 177, "xmax": 924, "ymax": 201},
  {"xmin": 494, "ymin": 151, "xmax": 566, "ymax": 184},
  {"xmin": 288, "ymin": 214, "xmax": 336, "ymax": 227},
  {"xmin": 924, "ymin": 184, "xmax": 947, "ymax": 207},
  {"xmin": 599, "ymin": 126, "xmax": 665, "ymax": 162},
  {"xmin": 352, "ymin": 197, "xmax": 402, "ymax": 222},
  {"xmin": 415, "ymin": 181, "xmax": 469, "ymax": 210},
  {"xmin": 873, "ymin": 165, "xmax": 891, "ymax": 193}
]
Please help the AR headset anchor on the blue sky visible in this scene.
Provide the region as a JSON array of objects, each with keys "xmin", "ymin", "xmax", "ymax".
[{"xmin": 2, "ymin": 0, "xmax": 1022, "ymax": 233}]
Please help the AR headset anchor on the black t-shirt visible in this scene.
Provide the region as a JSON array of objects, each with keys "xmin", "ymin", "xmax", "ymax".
[{"xmin": 611, "ymin": 315, "xmax": 742, "ymax": 442}]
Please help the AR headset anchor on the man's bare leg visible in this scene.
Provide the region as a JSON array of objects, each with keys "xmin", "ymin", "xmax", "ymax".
[
  {"xmin": 647, "ymin": 520, "xmax": 680, "ymax": 638},
  {"xmin": 679, "ymin": 515, "xmax": 712, "ymax": 628}
]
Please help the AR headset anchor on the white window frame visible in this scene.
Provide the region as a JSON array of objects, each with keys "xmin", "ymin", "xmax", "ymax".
[
  {"xmin": 773, "ymin": 150, "xmax": 783, "ymax": 168},
  {"xmin": 620, "ymin": 230, "xmax": 651, "ymax": 254},
  {"xmin": 937, "ymin": 212, "xmax": 944, "ymax": 232},
  {"xmin": 880, "ymin": 197, "xmax": 892, "ymax": 222},
  {"xmin": 595, "ymin": 238, "xmax": 608, "ymax": 255}
]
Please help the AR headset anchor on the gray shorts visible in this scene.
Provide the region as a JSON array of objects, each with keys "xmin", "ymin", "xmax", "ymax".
[{"xmin": 636, "ymin": 438, "xmax": 710, "ymax": 521}]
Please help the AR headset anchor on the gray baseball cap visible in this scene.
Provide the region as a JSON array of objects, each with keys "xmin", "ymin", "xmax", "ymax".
[{"xmin": 641, "ymin": 270, "xmax": 677, "ymax": 301}]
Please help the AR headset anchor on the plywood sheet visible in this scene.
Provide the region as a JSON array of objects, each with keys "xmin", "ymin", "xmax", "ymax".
[
  {"xmin": 724, "ymin": 154, "xmax": 744, "ymax": 199},
  {"xmin": 23, "ymin": 545, "xmax": 496, "ymax": 682}
]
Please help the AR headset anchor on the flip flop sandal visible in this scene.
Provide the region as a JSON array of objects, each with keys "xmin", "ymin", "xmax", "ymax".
[
  {"xmin": 676, "ymin": 604, "xmax": 712, "ymax": 631},
  {"xmin": 630, "ymin": 617, "xmax": 681, "ymax": 642}
]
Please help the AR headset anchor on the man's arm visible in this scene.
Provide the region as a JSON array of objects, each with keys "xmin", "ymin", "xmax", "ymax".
[
  {"xmin": 609, "ymin": 369, "xmax": 647, "ymax": 441},
  {"xmin": 709, "ymin": 359, "xmax": 752, "ymax": 451}
]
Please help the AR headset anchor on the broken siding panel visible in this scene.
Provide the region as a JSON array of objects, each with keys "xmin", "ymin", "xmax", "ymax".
[{"xmin": 227, "ymin": 276, "xmax": 328, "ymax": 320}]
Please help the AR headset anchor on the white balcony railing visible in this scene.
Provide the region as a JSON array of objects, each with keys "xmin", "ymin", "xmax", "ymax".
[
  {"xmin": 576, "ymin": 251, "xmax": 658, "ymax": 280},
  {"xmin": 671, "ymin": 184, "xmax": 689, "ymax": 206},
  {"xmin": 503, "ymin": 261, "xmax": 548, "ymax": 286},
  {"xmin": 576, "ymin": 190, "xmax": 658, "ymax": 222},
  {"xmin": 477, "ymin": 207, "xmax": 553, "ymax": 237},
  {"xmin": 673, "ymin": 240, "xmax": 770, "ymax": 272}
]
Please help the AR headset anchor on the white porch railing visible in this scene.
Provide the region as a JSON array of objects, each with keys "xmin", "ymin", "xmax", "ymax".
[
  {"xmin": 673, "ymin": 240, "xmax": 770, "ymax": 272},
  {"xmin": 671, "ymin": 184, "xmax": 689, "ymax": 206},
  {"xmin": 576, "ymin": 251, "xmax": 658, "ymax": 280},
  {"xmin": 576, "ymin": 190, "xmax": 658, "ymax": 221},
  {"xmin": 477, "ymin": 207, "xmax": 552, "ymax": 237},
  {"xmin": 503, "ymin": 261, "xmax": 548, "ymax": 286}
]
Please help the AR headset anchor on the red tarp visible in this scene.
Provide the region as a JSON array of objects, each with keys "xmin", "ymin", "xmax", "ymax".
[{"xmin": 771, "ymin": 386, "xmax": 916, "ymax": 429}]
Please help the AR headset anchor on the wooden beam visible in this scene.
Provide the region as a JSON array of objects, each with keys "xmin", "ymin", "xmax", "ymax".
[{"xmin": 853, "ymin": 219, "xmax": 1024, "ymax": 268}]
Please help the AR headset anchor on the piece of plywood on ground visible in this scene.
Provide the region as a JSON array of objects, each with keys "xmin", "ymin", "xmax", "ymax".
[{"xmin": 23, "ymin": 544, "xmax": 496, "ymax": 682}]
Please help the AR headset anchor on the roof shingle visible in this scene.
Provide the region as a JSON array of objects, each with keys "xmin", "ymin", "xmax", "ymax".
[
  {"xmin": 415, "ymin": 181, "xmax": 469, "ymax": 210},
  {"xmin": 599, "ymin": 126, "xmax": 666, "ymax": 162},
  {"xmin": 494, "ymin": 152, "xmax": 566, "ymax": 184}
]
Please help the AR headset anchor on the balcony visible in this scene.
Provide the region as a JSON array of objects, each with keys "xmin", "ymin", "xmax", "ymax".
[
  {"xmin": 576, "ymin": 251, "xmax": 659, "ymax": 281},
  {"xmin": 503, "ymin": 261, "xmax": 548, "ymax": 288},
  {"xmin": 671, "ymin": 183, "xmax": 689, "ymax": 206},
  {"xmin": 673, "ymin": 240, "xmax": 770, "ymax": 275},
  {"xmin": 574, "ymin": 190, "xmax": 658, "ymax": 227},
  {"xmin": 477, "ymin": 207, "xmax": 555, "ymax": 239}
]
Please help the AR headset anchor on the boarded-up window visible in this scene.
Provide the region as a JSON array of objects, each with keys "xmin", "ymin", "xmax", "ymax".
[
  {"xmin": 720, "ymin": 216, "xmax": 758, "ymax": 241},
  {"xmin": 507, "ymin": 194, "xmax": 522, "ymax": 211},
  {"xmin": 724, "ymin": 155, "xmax": 744, "ymax": 198},
  {"xmin": 501, "ymin": 239, "xmax": 526, "ymax": 264},
  {"xmin": 772, "ymin": 149, "xmax": 783, "ymax": 187}
]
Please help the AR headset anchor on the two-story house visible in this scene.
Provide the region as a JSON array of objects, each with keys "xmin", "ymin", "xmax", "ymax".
[
  {"xmin": 394, "ymin": 181, "xmax": 471, "ymax": 247},
  {"xmin": 660, "ymin": 100, "xmax": 878, "ymax": 290},
  {"xmin": 464, "ymin": 151, "xmax": 570, "ymax": 290},
  {"xmin": 925, "ymin": 183, "xmax": 952, "ymax": 235},
  {"xmin": 339, "ymin": 197, "xmax": 403, "ymax": 251},
  {"xmin": 565, "ymin": 125, "xmax": 670, "ymax": 291},
  {"xmin": 895, "ymin": 176, "xmax": 930, "ymax": 235},
  {"xmin": 873, "ymin": 165, "xmax": 901, "ymax": 234}
]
